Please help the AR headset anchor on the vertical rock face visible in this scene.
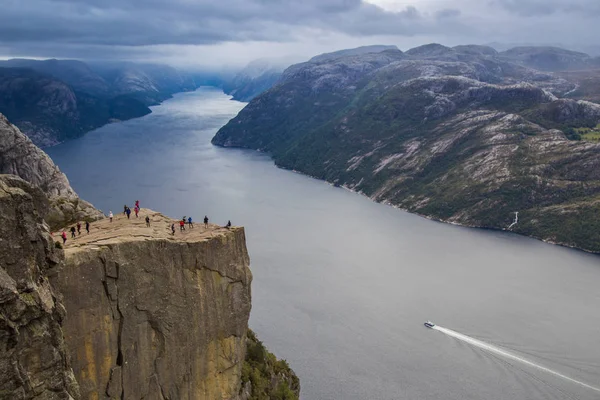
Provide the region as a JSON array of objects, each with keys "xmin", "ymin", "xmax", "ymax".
[
  {"xmin": 0, "ymin": 175, "xmax": 79, "ymax": 399},
  {"xmin": 0, "ymin": 113, "xmax": 103, "ymax": 229},
  {"xmin": 52, "ymin": 213, "xmax": 252, "ymax": 400}
]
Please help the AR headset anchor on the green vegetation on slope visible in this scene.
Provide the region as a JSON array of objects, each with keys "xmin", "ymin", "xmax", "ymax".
[
  {"xmin": 214, "ymin": 52, "xmax": 600, "ymax": 253},
  {"xmin": 242, "ymin": 330, "xmax": 300, "ymax": 400}
]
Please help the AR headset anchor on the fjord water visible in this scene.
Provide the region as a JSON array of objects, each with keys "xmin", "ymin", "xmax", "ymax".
[{"xmin": 47, "ymin": 88, "xmax": 600, "ymax": 400}]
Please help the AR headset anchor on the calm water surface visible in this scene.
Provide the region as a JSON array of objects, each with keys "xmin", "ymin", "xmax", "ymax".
[{"xmin": 47, "ymin": 88, "xmax": 600, "ymax": 400}]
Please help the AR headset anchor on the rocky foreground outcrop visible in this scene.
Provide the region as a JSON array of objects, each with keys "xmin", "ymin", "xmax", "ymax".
[
  {"xmin": 0, "ymin": 113, "xmax": 102, "ymax": 229},
  {"xmin": 0, "ymin": 175, "xmax": 79, "ymax": 399}
]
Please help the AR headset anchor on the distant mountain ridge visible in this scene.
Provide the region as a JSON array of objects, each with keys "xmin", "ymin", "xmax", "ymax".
[
  {"xmin": 0, "ymin": 59, "xmax": 198, "ymax": 146},
  {"xmin": 223, "ymin": 46, "xmax": 400, "ymax": 102},
  {"xmin": 213, "ymin": 43, "xmax": 600, "ymax": 253}
]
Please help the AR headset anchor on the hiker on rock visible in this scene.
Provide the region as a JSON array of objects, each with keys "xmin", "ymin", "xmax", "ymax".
[
  {"xmin": 171, "ymin": 223, "xmax": 175, "ymax": 235},
  {"xmin": 134, "ymin": 206, "xmax": 139, "ymax": 218},
  {"xmin": 109, "ymin": 211, "xmax": 113, "ymax": 222},
  {"xmin": 180, "ymin": 219, "xmax": 185, "ymax": 231},
  {"xmin": 70, "ymin": 226, "xmax": 76, "ymax": 238},
  {"xmin": 61, "ymin": 231, "xmax": 67, "ymax": 244},
  {"xmin": 145, "ymin": 215, "xmax": 150, "ymax": 227},
  {"xmin": 124, "ymin": 205, "xmax": 127, "ymax": 215},
  {"xmin": 204, "ymin": 215, "xmax": 209, "ymax": 228},
  {"xmin": 188, "ymin": 216, "xmax": 193, "ymax": 228},
  {"xmin": 126, "ymin": 207, "xmax": 131, "ymax": 219},
  {"xmin": 225, "ymin": 220, "xmax": 232, "ymax": 229},
  {"xmin": 76, "ymin": 222, "xmax": 81, "ymax": 235},
  {"xmin": 135, "ymin": 200, "xmax": 140, "ymax": 209},
  {"xmin": 85, "ymin": 221, "xmax": 90, "ymax": 234}
]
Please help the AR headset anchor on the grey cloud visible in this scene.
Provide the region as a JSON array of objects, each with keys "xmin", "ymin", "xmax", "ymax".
[
  {"xmin": 435, "ymin": 9, "xmax": 461, "ymax": 19},
  {"xmin": 494, "ymin": 0, "xmax": 600, "ymax": 16},
  {"xmin": 0, "ymin": 0, "xmax": 456, "ymax": 48},
  {"xmin": 1, "ymin": 0, "xmax": 600, "ymax": 65}
]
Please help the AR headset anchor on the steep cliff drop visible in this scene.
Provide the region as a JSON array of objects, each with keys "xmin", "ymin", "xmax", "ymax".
[
  {"xmin": 0, "ymin": 175, "xmax": 79, "ymax": 399},
  {"xmin": 52, "ymin": 209, "xmax": 253, "ymax": 399}
]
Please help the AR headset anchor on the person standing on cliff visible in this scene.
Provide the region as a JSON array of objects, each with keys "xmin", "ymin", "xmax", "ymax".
[
  {"xmin": 126, "ymin": 207, "xmax": 131, "ymax": 219},
  {"xmin": 85, "ymin": 221, "xmax": 90, "ymax": 234},
  {"xmin": 61, "ymin": 231, "xmax": 67, "ymax": 244},
  {"xmin": 225, "ymin": 220, "xmax": 232, "ymax": 229},
  {"xmin": 135, "ymin": 200, "xmax": 140, "ymax": 209},
  {"xmin": 109, "ymin": 211, "xmax": 113, "ymax": 222},
  {"xmin": 134, "ymin": 206, "xmax": 139, "ymax": 218},
  {"xmin": 179, "ymin": 219, "xmax": 185, "ymax": 231},
  {"xmin": 145, "ymin": 215, "xmax": 150, "ymax": 227},
  {"xmin": 123, "ymin": 205, "xmax": 127, "ymax": 215},
  {"xmin": 171, "ymin": 223, "xmax": 175, "ymax": 235},
  {"xmin": 204, "ymin": 215, "xmax": 209, "ymax": 228},
  {"xmin": 70, "ymin": 226, "xmax": 76, "ymax": 238},
  {"xmin": 76, "ymin": 222, "xmax": 81, "ymax": 235},
  {"xmin": 188, "ymin": 216, "xmax": 193, "ymax": 228}
]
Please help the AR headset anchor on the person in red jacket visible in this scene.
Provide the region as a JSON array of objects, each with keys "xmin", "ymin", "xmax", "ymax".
[
  {"xmin": 179, "ymin": 219, "xmax": 185, "ymax": 231},
  {"xmin": 61, "ymin": 231, "xmax": 67, "ymax": 244}
]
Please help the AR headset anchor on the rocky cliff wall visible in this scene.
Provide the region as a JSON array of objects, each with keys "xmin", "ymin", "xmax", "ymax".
[
  {"xmin": 51, "ymin": 210, "xmax": 252, "ymax": 400},
  {"xmin": 0, "ymin": 113, "xmax": 103, "ymax": 229},
  {"xmin": 0, "ymin": 175, "xmax": 79, "ymax": 399}
]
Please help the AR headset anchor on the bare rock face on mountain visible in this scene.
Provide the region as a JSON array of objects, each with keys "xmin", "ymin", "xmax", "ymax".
[
  {"xmin": 214, "ymin": 44, "xmax": 600, "ymax": 253},
  {"xmin": 0, "ymin": 175, "xmax": 79, "ymax": 399},
  {"xmin": 0, "ymin": 113, "xmax": 102, "ymax": 229}
]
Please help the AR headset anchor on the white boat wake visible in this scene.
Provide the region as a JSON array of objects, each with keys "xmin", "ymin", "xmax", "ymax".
[{"xmin": 432, "ymin": 325, "xmax": 600, "ymax": 394}]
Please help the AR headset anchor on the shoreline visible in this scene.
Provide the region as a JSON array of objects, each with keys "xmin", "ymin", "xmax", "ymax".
[{"xmin": 214, "ymin": 142, "xmax": 600, "ymax": 257}]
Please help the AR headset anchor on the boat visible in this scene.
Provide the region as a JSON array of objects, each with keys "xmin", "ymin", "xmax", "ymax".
[{"xmin": 424, "ymin": 321, "xmax": 435, "ymax": 328}]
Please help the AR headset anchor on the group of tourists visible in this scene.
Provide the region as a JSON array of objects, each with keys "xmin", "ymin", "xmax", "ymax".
[
  {"xmin": 59, "ymin": 198, "xmax": 234, "ymax": 244},
  {"xmin": 60, "ymin": 221, "xmax": 90, "ymax": 244},
  {"xmin": 123, "ymin": 200, "xmax": 141, "ymax": 219},
  {"xmin": 171, "ymin": 215, "xmax": 211, "ymax": 235}
]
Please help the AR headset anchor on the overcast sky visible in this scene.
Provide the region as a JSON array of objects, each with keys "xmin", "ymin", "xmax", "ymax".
[{"xmin": 1, "ymin": 0, "xmax": 599, "ymax": 68}]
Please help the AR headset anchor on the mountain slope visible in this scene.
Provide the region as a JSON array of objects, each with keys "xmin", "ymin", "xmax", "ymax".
[
  {"xmin": 0, "ymin": 59, "xmax": 199, "ymax": 146},
  {"xmin": 499, "ymin": 46, "xmax": 598, "ymax": 71},
  {"xmin": 213, "ymin": 45, "xmax": 600, "ymax": 252},
  {"xmin": 0, "ymin": 67, "xmax": 151, "ymax": 146},
  {"xmin": 0, "ymin": 112, "xmax": 102, "ymax": 228}
]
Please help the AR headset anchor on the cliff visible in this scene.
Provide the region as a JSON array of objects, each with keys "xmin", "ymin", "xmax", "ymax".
[
  {"xmin": 52, "ymin": 210, "xmax": 253, "ymax": 399},
  {"xmin": 213, "ymin": 45, "xmax": 600, "ymax": 253},
  {"xmin": 0, "ymin": 113, "xmax": 103, "ymax": 229},
  {"xmin": 0, "ymin": 177, "xmax": 298, "ymax": 399},
  {"xmin": 0, "ymin": 175, "xmax": 79, "ymax": 399}
]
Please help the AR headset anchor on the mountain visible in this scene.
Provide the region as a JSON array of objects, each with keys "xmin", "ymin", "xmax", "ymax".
[
  {"xmin": 309, "ymin": 45, "xmax": 399, "ymax": 63},
  {"xmin": 223, "ymin": 59, "xmax": 285, "ymax": 102},
  {"xmin": 0, "ymin": 59, "xmax": 199, "ymax": 146},
  {"xmin": 499, "ymin": 46, "xmax": 599, "ymax": 71},
  {"xmin": 0, "ymin": 58, "xmax": 111, "ymax": 95},
  {"xmin": 0, "ymin": 67, "xmax": 151, "ymax": 146},
  {"xmin": 0, "ymin": 112, "xmax": 102, "ymax": 228},
  {"xmin": 223, "ymin": 47, "xmax": 399, "ymax": 102},
  {"xmin": 213, "ymin": 44, "xmax": 600, "ymax": 253},
  {"xmin": 90, "ymin": 61, "xmax": 198, "ymax": 105}
]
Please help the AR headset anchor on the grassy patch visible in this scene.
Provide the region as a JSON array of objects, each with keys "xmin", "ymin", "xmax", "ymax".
[{"xmin": 576, "ymin": 124, "xmax": 600, "ymax": 142}]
